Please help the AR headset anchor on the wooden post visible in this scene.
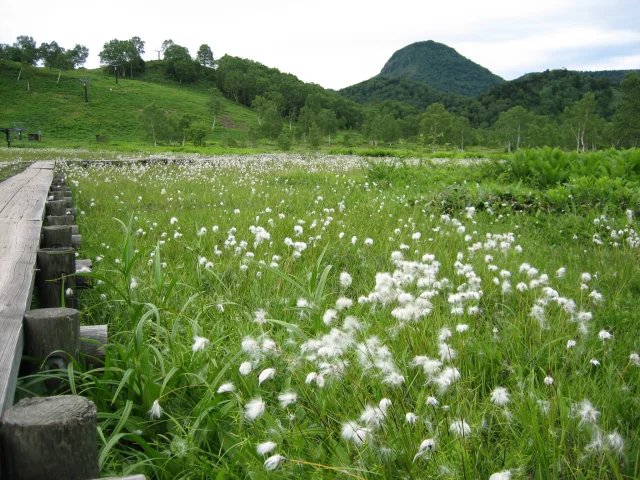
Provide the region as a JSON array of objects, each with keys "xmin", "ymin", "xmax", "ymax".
[
  {"xmin": 45, "ymin": 215, "xmax": 74, "ymax": 226},
  {"xmin": 75, "ymin": 259, "xmax": 92, "ymax": 289},
  {"xmin": 49, "ymin": 185, "xmax": 66, "ymax": 192},
  {"xmin": 36, "ymin": 247, "xmax": 77, "ymax": 309},
  {"xmin": 72, "ymin": 234, "xmax": 82, "ymax": 250},
  {"xmin": 65, "ymin": 197, "xmax": 73, "ymax": 208},
  {"xmin": 71, "ymin": 225, "xmax": 79, "ymax": 235},
  {"xmin": 41, "ymin": 225, "xmax": 72, "ymax": 248},
  {"xmin": 0, "ymin": 395, "xmax": 99, "ymax": 480},
  {"xmin": 23, "ymin": 308, "xmax": 80, "ymax": 367},
  {"xmin": 49, "ymin": 191, "xmax": 64, "ymax": 201},
  {"xmin": 80, "ymin": 325, "xmax": 107, "ymax": 366}
]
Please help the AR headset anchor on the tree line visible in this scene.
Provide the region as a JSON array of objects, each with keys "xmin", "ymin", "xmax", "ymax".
[{"xmin": 2, "ymin": 34, "xmax": 638, "ymax": 151}]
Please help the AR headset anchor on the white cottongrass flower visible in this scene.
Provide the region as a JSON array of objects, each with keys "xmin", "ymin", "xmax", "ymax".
[
  {"xmin": 556, "ymin": 267, "xmax": 566, "ymax": 278},
  {"xmin": 65, "ymin": 288, "xmax": 74, "ymax": 297},
  {"xmin": 278, "ymin": 392, "xmax": 297, "ymax": 408},
  {"xmin": 581, "ymin": 272, "xmax": 592, "ymax": 283},
  {"xmin": 239, "ymin": 362, "xmax": 253, "ymax": 375},
  {"xmin": 426, "ymin": 396, "xmax": 440, "ymax": 407},
  {"xmin": 336, "ymin": 297, "xmax": 353, "ymax": 310},
  {"xmin": 449, "ymin": 418, "xmax": 471, "ymax": 437},
  {"xmin": 598, "ymin": 330, "xmax": 612, "ymax": 341},
  {"xmin": 630, "ymin": 353, "xmax": 640, "ymax": 366},
  {"xmin": 323, "ymin": 309, "xmax": 338, "ymax": 325},
  {"xmin": 432, "ymin": 367, "xmax": 461, "ymax": 393},
  {"xmin": 148, "ymin": 399, "xmax": 163, "ymax": 419},
  {"xmin": 490, "ymin": 387, "xmax": 510, "ymax": 406},
  {"xmin": 405, "ymin": 412, "xmax": 418, "ymax": 424},
  {"xmin": 170, "ymin": 217, "xmax": 178, "ymax": 224},
  {"xmin": 256, "ymin": 441, "xmax": 277, "ymax": 455},
  {"xmin": 340, "ymin": 272, "xmax": 353, "ymax": 288},
  {"xmin": 341, "ymin": 422, "xmax": 371, "ymax": 445},
  {"xmin": 217, "ymin": 382, "xmax": 235, "ymax": 393},
  {"xmin": 254, "ymin": 309, "xmax": 268, "ymax": 325},
  {"xmin": 413, "ymin": 438, "xmax": 437, "ymax": 462},
  {"xmin": 489, "ymin": 471, "xmax": 512, "ymax": 480},
  {"xmin": 412, "ymin": 356, "xmax": 443, "ymax": 375},
  {"xmin": 590, "ymin": 358, "xmax": 600, "ymax": 366},
  {"xmin": 258, "ymin": 368, "xmax": 276, "ymax": 385},
  {"xmin": 244, "ymin": 398, "xmax": 266, "ymax": 420},
  {"xmin": 438, "ymin": 343, "xmax": 457, "ymax": 362},
  {"xmin": 544, "ymin": 376, "xmax": 554, "ymax": 386},
  {"xmin": 192, "ymin": 336, "xmax": 210, "ymax": 352},
  {"xmin": 574, "ymin": 399, "xmax": 600, "ymax": 426},
  {"xmin": 606, "ymin": 432, "xmax": 625, "ymax": 454},
  {"xmin": 567, "ymin": 339, "xmax": 577, "ymax": 349},
  {"xmin": 263, "ymin": 454, "xmax": 286, "ymax": 471},
  {"xmin": 456, "ymin": 324, "xmax": 469, "ymax": 333}
]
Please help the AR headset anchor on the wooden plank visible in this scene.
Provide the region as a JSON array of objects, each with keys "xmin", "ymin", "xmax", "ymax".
[{"xmin": 0, "ymin": 162, "xmax": 53, "ymax": 414}]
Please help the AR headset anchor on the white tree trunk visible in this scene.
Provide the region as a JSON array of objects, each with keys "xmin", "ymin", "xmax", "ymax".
[
  {"xmin": 17, "ymin": 67, "xmax": 22, "ymax": 81},
  {"xmin": 212, "ymin": 116, "xmax": 217, "ymax": 131},
  {"xmin": 57, "ymin": 70, "xmax": 62, "ymax": 84}
]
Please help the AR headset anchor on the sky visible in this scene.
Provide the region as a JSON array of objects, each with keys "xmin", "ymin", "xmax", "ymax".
[{"xmin": 1, "ymin": 0, "xmax": 639, "ymax": 90}]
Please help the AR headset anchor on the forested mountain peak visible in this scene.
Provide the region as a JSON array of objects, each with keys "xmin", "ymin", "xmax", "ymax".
[{"xmin": 378, "ymin": 40, "xmax": 505, "ymax": 97}]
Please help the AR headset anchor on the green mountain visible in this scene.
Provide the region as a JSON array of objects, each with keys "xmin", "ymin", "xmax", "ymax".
[
  {"xmin": 454, "ymin": 69, "xmax": 620, "ymax": 127},
  {"xmin": 377, "ymin": 41, "xmax": 505, "ymax": 97},
  {"xmin": 338, "ymin": 75, "xmax": 464, "ymax": 111}
]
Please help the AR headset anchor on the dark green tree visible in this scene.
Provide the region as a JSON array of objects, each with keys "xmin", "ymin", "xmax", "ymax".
[
  {"xmin": 614, "ymin": 72, "xmax": 640, "ymax": 149},
  {"xmin": 196, "ymin": 44, "xmax": 215, "ymax": 67}
]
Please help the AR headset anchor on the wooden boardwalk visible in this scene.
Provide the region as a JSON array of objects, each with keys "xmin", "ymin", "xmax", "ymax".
[{"xmin": 0, "ymin": 161, "xmax": 54, "ymax": 414}]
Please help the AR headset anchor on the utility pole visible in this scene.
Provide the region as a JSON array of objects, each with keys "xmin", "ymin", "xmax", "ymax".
[
  {"xmin": 79, "ymin": 78, "xmax": 89, "ymax": 103},
  {"xmin": 109, "ymin": 64, "xmax": 120, "ymax": 84},
  {"xmin": 155, "ymin": 49, "xmax": 162, "ymax": 60}
]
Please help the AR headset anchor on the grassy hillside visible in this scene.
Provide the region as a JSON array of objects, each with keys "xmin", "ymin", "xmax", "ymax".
[
  {"xmin": 378, "ymin": 41, "xmax": 505, "ymax": 97},
  {"xmin": 0, "ymin": 60, "xmax": 255, "ymax": 148}
]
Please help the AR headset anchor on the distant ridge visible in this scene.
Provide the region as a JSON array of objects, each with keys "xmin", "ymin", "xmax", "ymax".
[
  {"xmin": 518, "ymin": 69, "xmax": 640, "ymax": 84},
  {"xmin": 377, "ymin": 40, "xmax": 505, "ymax": 97}
]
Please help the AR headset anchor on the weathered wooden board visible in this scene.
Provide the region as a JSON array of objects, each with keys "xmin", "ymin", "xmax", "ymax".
[{"xmin": 0, "ymin": 162, "xmax": 53, "ymax": 414}]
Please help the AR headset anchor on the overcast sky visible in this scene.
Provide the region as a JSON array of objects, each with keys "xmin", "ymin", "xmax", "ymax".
[{"xmin": 1, "ymin": 0, "xmax": 638, "ymax": 90}]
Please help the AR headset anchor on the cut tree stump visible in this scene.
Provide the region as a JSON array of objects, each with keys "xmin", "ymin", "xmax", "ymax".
[
  {"xmin": 45, "ymin": 215, "xmax": 74, "ymax": 226},
  {"xmin": 41, "ymin": 225, "xmax": 72, "ymax": 248},
  {"xmin": 0, "ymin": 395, "xmax": 99, "ymax": 480},
  {"xmin": 44, "ymin": 200, "xmax": 66, "ymax": 217},
  {"xmin": 23, "ymin": 308, "xmax": 80, "ymax": 366},
  {"xmin": 36, "ymin": 247, "xmax": 77, "ymax": 309}
]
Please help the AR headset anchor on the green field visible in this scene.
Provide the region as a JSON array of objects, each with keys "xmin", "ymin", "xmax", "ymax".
[{"xmin": 17, "ymin": 151, "xmax": 640, "ymax": 479}]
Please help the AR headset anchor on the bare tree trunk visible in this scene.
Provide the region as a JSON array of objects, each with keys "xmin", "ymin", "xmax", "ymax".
[
  {"xmin": 461, "ymin": 129, "xmax": 464, "ymax": 151},
  {"xmin": 516, "ymin": 124, "xmax": 521, "ymax": 150},
  {"xmin": 57, "ymin": 69, "xmax": 62, "ymax": 84},
  {"xmin": 151, "ymin": 123, "xmax": 157, "ymax": 147},
  {"xmin": 17, "ymin": 67, "xmax": 22, "ymax": 81},
  {"xmin": 212, "ymin": 115, "xmax": 217, "ymax": 130}
]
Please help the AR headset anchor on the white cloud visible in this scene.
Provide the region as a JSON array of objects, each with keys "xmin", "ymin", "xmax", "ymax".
[{"xmin": 0, "ymin": 0, "xmax": 637, "ymax": 89}]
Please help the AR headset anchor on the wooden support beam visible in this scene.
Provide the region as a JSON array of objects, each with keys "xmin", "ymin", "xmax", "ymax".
[{"xmin": 80, "ymin": 324, "xmax": 107, "ymax": 366}]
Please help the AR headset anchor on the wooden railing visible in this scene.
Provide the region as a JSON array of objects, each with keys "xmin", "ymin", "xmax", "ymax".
[{"xmin": 0, "ymin": 163, "xmax": 143, "ymax": 480}]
